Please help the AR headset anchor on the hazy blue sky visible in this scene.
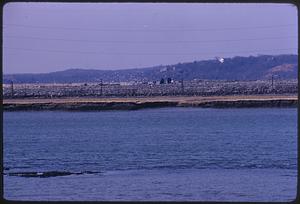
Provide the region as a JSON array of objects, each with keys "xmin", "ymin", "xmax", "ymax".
[{"xmin": 3, "ymin": 2, "xmax": 298, "ymax": 74}]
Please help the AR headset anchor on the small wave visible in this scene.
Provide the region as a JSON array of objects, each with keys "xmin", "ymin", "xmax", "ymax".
[
  {"xmin": 136, "ymin": 162, "xmax": 296, "ymax": 171},
  {"xmin": 4, "ymin": 166, "xmax": 31, "ymax": 170},
  {"xmin": 4, "ymin": 170, "xmax": 102, "ymax": 178},
  {"xmin": 150, "ymin": 164, "xmax": 194, "ymax": 170}
]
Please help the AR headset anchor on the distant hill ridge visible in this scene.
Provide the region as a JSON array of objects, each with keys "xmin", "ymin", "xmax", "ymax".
[{"xmin": 3, "ymin": 54, "xmax": 298, "ymax": 84}]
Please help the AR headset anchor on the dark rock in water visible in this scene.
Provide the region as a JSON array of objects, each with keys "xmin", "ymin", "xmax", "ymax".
[
  {"xmin": 38, "ymin": 171, "xmax": 73, "ymax": 177},
  {"xmin": 8, "ymin": 171, "xmax": 73, "ymax": 178},
  {"xmin": 7, "ymin": 170, "xmax": 102, "ymax": 178},
  {"xmin": 4, "ymin": 167, "xmax": 10, "ymax": 171}
]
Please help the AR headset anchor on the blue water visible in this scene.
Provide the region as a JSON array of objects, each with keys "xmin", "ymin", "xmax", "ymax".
[{"xmin": 3, "ymin": 108, "xmax": 298, "ymax": 201}]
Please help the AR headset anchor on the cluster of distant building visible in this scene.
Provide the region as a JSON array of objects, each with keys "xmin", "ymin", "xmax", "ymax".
[{"xmin": 120, "ymin": 77, "xmax": 176, "ymax": 86}]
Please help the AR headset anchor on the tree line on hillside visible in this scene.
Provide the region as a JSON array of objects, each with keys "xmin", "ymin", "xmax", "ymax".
[{"xmin": 3, "ymin": 54, "xmax": 298, "ymax": 84}]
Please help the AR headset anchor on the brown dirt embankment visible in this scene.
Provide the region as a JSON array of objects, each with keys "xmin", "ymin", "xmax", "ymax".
[{"xmin": 3, "ymin": 95, "xmax": 298, "ymax": 111}]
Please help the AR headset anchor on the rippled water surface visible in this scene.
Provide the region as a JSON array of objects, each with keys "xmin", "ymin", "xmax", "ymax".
[{"xmin": 3, "ymin": 108, "xmax": 297, "ymax": 201}]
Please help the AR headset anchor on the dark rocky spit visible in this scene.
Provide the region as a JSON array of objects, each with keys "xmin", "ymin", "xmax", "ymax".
[{"xmin": 3, "ymin": 171, "xmax": 102, "ymax": 178}]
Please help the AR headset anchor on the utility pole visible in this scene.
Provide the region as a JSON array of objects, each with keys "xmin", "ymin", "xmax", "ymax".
[
  {"xmin": 271, "ymin": 75, "xmax": 274, "ymax": 90},
  {"xmin": 181, "ymin": 78, "xmax": 184, "ymax": 95},
  {"xmin": 24, "ymin": 84, "xmax": 27, "ymax": 97},
  {"xmin": 10, "ymin": 81, "xmax": 14, "ymax": 98},
  {"xmin": 100, "ymin": 79, "xmax": 103, "ymax": 96},
  {"xmin": 179, "ymin": 70, "xmax": 184, "ymax": 95},
  {"xmin": 181, "ymin": 71, "xmax": 184, "ymax": 95}
]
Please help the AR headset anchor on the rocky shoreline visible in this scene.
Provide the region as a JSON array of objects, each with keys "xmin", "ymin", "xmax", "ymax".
[{"xmin": 3, "ymin": 97, "xmax": 298, "ymax": 111}]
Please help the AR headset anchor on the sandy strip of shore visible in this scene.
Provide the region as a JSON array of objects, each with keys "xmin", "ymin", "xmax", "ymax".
[{"xmin": 3, "ymin": 94, "xmax": 298, "ymax": 105}]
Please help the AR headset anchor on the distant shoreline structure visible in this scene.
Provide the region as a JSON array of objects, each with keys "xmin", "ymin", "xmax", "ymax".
[
  {"xmin": 3, "ymin": 95, "xmax": 298, "ymax": 111},
  {"xmin": 3, "ymin": 79, "xmax": 298, "ymax": 99}
]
